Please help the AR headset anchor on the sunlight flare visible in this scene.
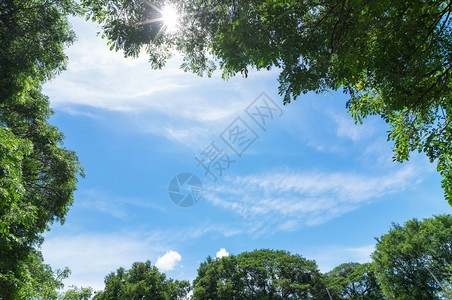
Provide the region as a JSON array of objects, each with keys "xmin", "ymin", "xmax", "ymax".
[{"xmin": 161, "ymin": 3, "xmax": 179, "ymax": 33}]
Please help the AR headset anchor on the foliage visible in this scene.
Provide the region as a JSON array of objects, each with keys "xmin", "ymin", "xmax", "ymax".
[
  {"xmin": 326, "ymin": 262, "xmax": 384, "ymax": 299},
  {"xmin": 372, "ymin": 214, "xmax": 452, "ymax": 299},
  {"xmin": 0, "ymin": 0, "xmax": 79, "ymax": 101},
  {"xmin": 93, "ymin": 260, "xmax": 190, "ymax": 300},
  {"xmin": 0, "ymin": 248, "xmax": 70, "ymax": 300},
  {"xmin": 439, "ymin": 266, "xmax": 452, "ymax": 300},
  {"xmin": 82, "ymin": 0, "xmax": 452, "ymax": 205},
  {"xmin": 192, "ymin": 249, "xmax": 328, "ymax": 299},
  {"xmin": 0, "ymin": 0, "xmax": 83, "ymax": 297},
  {"xmin": 59, "ymin": 286, "xmax": 93, "ymax": 300}
]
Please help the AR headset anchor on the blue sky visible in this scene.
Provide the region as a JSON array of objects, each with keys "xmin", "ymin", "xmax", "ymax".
[{"xmin": 41, "ymin": 16, "xmax": 451, "ymax": 291}]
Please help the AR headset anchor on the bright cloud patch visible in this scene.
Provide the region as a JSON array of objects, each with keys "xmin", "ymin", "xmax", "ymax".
[
  {"xmin": 155, "ymin": 250, "xmax": 182, "ymax": 272},
  {"xmin": 215, "ymin": 248, "xmax": 229, "ymax": 259}
]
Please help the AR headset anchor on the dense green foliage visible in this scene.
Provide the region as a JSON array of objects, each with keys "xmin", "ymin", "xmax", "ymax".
[
  {"xmin": 326, "ymin": 262, "xmax": 384, "ymax": 299},
  {"xmin": 372, "ymin": 214, "xmax": 452, "ymax": 299},
  {"xmin": 0, "ymin": 247, "xmax": 70, "ymax": 300},
  {"xmin": 82, "ymin": 0, "xmax": 452, "ymax": 205},
  {"xmin": 193, "ymin": 249, "xmax": 327, "ymax": 299},
  {"xmin": 93, "ymin": 260, "xmax": 190, "ymax": 300},
  {"xmin": 0, "ymin": 0, "xmax": 78, "ymax": 99},
  {"xmin": 0, "ymin": 0, "xmax": 83, "ymax": 298}
]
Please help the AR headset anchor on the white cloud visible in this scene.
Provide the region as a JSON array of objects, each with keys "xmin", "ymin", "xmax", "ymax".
[
  {"xmin": 205, "ymin": 164, "xmax": 426, "ymax": 235},
  {"xmin": 155, "ymin": 250, "xmax": 182, "ymax": 272},
  {"xmin": 215, "ymin": 248, "xmax": 229, "ymax": 259}
]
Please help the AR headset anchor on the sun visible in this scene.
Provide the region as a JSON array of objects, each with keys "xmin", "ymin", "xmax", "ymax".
[
  {"xmin": 161, "ymin": 4, "xmax": 179, "ymax": 33},
  {"xmin": 136, "ymin": 1, "xmax": 182, "ymax": 40}
]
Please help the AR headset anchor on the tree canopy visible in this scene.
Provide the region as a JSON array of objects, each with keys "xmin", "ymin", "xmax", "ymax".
[
  {"xmin": 0, "ymin": 247, "xmax": 71, "ymax": 300},
  {"xmin": 93, "ymin": 260, "xmax": 190, "ymax": 300},
  {"xmin": 0, "ymin": 0, "xmax": 83, "ymax": 297},
  {"xmin": 326, "ymin": 262, "xmax": 384, "ymax": 299},
  {"xmin": 82, "ymin": 0, "xmax": 452, "ymax": 205},
  {"xmin": 193, "ymin": 249, "xmax": 327, "ymax": 299},
  {"xmin": 59, "ymin": 286, "xmax": 93, "ymax": 300},
  {"xmin": 372, "ymin": 214, "xmax": 452, "ymax": 299}
]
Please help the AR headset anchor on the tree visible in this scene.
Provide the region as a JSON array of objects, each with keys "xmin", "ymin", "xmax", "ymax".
[
  {"xmin": 26, "ymin": 254, "xmax": 71, "ymax": 300},
  {"xmin": 0, "ymin": 0, "xmax": 79, "ymax": 101},
  {"xmin": 0, "ymin": 247, "xmax": 70, "ymax": 300},
  {"xmin": 1, "ymin": 0, "xmax": 83, "ymax": 297},
  {"xmin": 439, "ymin": 266, "xmax": 452, "ymax": 300},
  {"xmin": 372, "ymin": 214, "xmax": 452, "ymax": 299},
  {"xmin": 326, "ymin": 262, "xmax": 384, "ymax": 299},
  {"xmin": 93, "ymin": 260, "xmax": 190, "ymax": 300},
  {"xmin": 82, "ymin": 0, "xmax": 452, "ymax": 205},
  {"xmin": 59, "ymin": 286, "xmax": 93, "ymax": 300},
  {"xmin": 193, "ymin": 249, "xmax": 328, "ymax": 299}
]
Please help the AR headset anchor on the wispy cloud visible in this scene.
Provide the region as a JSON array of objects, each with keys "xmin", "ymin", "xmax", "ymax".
[
  {"xmin": 76, "ymin": 189, "xmax": 167, "ymax": 220},
  {"xmin": 205, "ymin": 164, "xmax": 425, "ymax": 234},
  {"xmin": 333, "ymin": 114, "xmax": 372, "ymax": 142}
]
